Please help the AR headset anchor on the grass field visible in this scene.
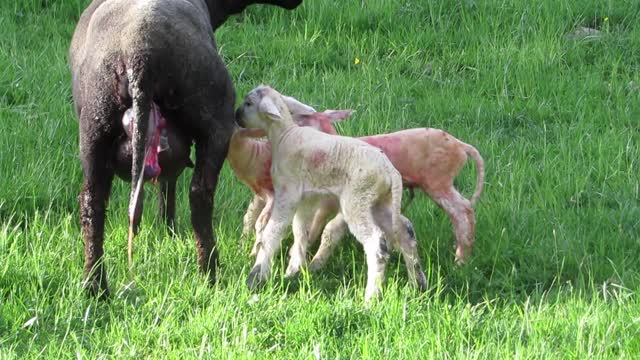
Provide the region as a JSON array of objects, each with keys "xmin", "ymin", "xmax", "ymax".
[{"xmin": 1, "ymin": 0, "xmax": 640, "ymax": 358}]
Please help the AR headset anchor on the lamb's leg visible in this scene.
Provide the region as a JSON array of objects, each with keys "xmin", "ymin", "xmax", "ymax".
[
  {"xmin": 285, "ymin": 201, "xmax": 317, "ymax": 278},
  {"xmin": 306, "ymin": 197, "xmax": 337, "ymax": 246},
  {"xmin": 247, "ymin": 189, "xmax": 299, "ymax": 289},
  {"xmin": 251, "ymin": 193, "xmax": 273, "ymax": 257},
  {"xmin": 342, "ymin": 194, "xmax": 389, "ymax": 303},
  {"xmin": 308, "ymin": 213, "xmax": 348, "ymax": 271},
  {"xmin": 430, "ymin": 188, "xmax": 475, "ymax": 264},
  {"xmin": 242, "ymin": 194, "xmax": 265, "ymax": 241},
  {"xmin": 353, "ymin": 221, "xmax": 389, "ymax": 303}
]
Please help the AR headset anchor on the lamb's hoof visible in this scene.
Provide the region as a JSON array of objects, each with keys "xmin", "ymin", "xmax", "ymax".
[
  {"xmin": 308, "ymin": 259, "xmax": 325, "ymax": 272},
  {"xmin": 364, "ymin": 291, "xmax": 382, "ymax": 306},
  {"xmin": 246, "ymin": 265, "xmax": 266, "ymax": 290},
  {"xmin": 416, "ymin": 269, "xmax": 428, "ymax": 292},
  {"xmin": 284, "ymin": 264, "xmax": 301, "ymax": 279},
  {"xmin": 454, "ymin": 245, "xmax": 471, "ymax": 266},
  {"xmin": 249, "ymin": 242, "xmax": 260, "ymax": 258}
]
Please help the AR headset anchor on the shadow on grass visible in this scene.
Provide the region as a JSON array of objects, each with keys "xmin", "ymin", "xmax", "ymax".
[
  {"xmin": 256, "ymin": 228, "xmax": 637, "ymax": 309},
  {"xmin": 1, "ymin": 268, "xmax": 159, "ymax": 357}
]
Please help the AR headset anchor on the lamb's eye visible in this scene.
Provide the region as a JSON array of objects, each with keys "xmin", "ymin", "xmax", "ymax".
[{"xmin": 245, "ymin": 101, "xmax": 251, "ymax": 107}]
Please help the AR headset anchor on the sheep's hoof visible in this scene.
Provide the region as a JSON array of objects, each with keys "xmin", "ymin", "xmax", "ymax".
[
  {"xmin": 246, "ymin": 265, "xmax": 266, "ymax": 290},
  {"xmin": 83, "ymin": 278, "xmax": 110, "ymax": 301}
]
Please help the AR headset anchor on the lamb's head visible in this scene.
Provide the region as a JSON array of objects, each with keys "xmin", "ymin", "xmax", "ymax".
[{"xmin": 236, "ymin": 85, "xmax": 293, "ymax": 131}]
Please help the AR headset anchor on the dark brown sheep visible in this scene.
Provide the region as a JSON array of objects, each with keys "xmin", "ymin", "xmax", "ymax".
[{"xmin": 68, "ymin": 0, "xmax": 303, "ymax": 298}]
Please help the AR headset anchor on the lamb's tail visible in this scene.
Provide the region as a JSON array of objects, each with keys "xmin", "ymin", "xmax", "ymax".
[
  {"xmin": 463, "ymin": 143, "xmax": 485, "ymax": 206},
  {"xmin": 126, "ymin": 54, "xmax": 153, "ymax": 269}
]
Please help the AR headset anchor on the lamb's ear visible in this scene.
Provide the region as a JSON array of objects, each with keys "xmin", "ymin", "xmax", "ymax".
[
  {"xmin": 323, "ymin": 109, "xmax": 354, "ymax": 123},
  {"xmin": 258, "ymin": 96, "xmax": 282, "ymax": 121},
  {"xmin": 282, "ymin": 95, "xmax": 317, "ymax": 114},
  {"xmin": 291, "ymin": 112, "xmax": 311, "ymax": 126}
]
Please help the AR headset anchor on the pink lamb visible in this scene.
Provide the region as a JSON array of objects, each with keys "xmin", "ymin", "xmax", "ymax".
[{"xmin": 290, "ymin": 112, "xmax": 485, "ymax": 267}]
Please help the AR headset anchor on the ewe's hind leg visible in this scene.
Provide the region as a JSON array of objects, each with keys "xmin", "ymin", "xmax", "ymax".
[
  {"xmin": 342, "ymin": 197, "xmax": 390, "ymax": 303},
  {"xmin": 189, "ymin": 132, "xmax": 230, "ymax": 283},
  {"xmin": 309, "ymin": 214, "xmax": 348, "ymax": 271},
  {"xmin": 78, "ymin": 99, "xmax": 119, "ymax": 298},
  {"xmin": 285, "ymin": 201, "xmax": 317, "ymax": 277},
  {"xmin": 430, "ymin": 188, "xmax": 475, "ymax": 264},
  {"xmin": 79, "ymin": 136, "xmax": 115, "ymax": 298},
  {"xmin": 159, "ymin": 180, "xmax": 177, "ymax": 230},
  {"xmin": 183, "ymin": 97, "xmax": 233, "ymax": 283}
]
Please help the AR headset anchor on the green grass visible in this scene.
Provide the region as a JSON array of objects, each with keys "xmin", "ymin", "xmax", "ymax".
[{"xmin": 1, "ymin": 0, "xmax": 640, "ymax": 357}]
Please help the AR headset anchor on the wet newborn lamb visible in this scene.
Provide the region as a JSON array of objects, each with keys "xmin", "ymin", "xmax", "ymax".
[{"xmin": 236, "ymin": 85, "xmax": 427, "ymax": 302}]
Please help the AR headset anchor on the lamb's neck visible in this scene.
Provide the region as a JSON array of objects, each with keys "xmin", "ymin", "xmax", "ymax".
[{"xmin": 268, "ymin": 123, "xmax": 297, "ymax": 153}]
